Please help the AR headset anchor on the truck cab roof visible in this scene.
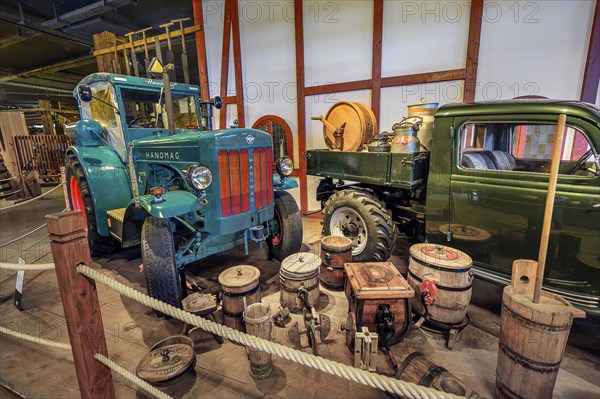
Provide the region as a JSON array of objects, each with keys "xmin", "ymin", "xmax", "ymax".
[{"xmin": 437, "ymin": 100, "xmax": 599, "ymax": 125}]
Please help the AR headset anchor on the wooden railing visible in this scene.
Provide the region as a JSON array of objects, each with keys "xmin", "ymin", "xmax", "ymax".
[{"xmin": 13, "ymin": 135, "xmax": 72, "ymax": 182}]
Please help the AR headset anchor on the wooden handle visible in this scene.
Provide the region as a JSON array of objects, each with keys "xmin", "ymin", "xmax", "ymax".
[
  {"xmin": 533, "ymin": 114, "xmax": 567, "ymax": 303},
  {"xmin": 311, "ymin": 115, "xmax": 337, "ymax": 145}
]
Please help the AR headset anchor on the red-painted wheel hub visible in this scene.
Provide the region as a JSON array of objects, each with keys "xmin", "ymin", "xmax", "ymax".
[{"xmin": 69, "ymin": 176, "xmax": 87, "ymax": 226}]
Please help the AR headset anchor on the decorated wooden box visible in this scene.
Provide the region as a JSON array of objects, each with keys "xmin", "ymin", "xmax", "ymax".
[{"xmin": 343, "ymin": 262, "xmax": 414, "ymax": 348}]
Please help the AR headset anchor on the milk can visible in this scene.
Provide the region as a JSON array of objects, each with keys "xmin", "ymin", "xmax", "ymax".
[
  {"xmin": 390, "ymin": 118, "xmax": 422, "ymax": 154},
  {"xmin": 407, "ymin": 102, "xmax": 438, "ymax": 152}
]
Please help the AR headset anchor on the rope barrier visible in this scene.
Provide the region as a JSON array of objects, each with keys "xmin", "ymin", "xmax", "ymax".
[
  {"xmin": 0, "ymin": 326, "xmax": 71, "ymax": 350},
  {"xmin": 0, "ymin": 207, "xmax": 67, "ymax": 248},
  {"xmin": 94, "ymin": 353, "xmax": 173, "ymax": 399},
  {"xmin": 0, "ymin": 182, "xmax": 64, "ymax": 211},
  {"xmin": 0, "ymin": 262, "xmax": 55, "ymax": 271},
  {"xmin": 0, "ymin": 326, "xmax": 170, "ymax": 399},
  {"xmin": 0, "ymin": 176, "xmax": 18, "ymax": 183},
  {"xmin": 0, "ymin": 223, "xmax": 48, "ymax": 248},
  {"xmin": 77, "ymin": 264, "xmax": 462, "ymax": 399}
]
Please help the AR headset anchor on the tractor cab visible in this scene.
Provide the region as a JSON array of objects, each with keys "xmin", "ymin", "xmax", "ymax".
[{"xmin": 71, "ymin": 72, "xmax": 208, "ymax": 161}]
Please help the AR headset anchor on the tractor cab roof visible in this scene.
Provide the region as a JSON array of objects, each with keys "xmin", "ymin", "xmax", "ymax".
[{"xmin": 73, "ymin": 72, "xmax": 202, "ymax": 97}]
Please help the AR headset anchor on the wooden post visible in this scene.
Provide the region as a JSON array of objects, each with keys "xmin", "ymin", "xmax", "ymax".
[
  {"xmin": 533, "ymin": 114, "xmax": 566, "ymax": 303},
  {"xmin": 46, "ymin": 211, "xmax": 115, "ymax": 399}
]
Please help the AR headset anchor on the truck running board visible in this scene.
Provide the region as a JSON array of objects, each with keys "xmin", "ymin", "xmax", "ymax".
[{"xmin": 107, "ymin": 208, "xmax": 126, "ymax": 242}]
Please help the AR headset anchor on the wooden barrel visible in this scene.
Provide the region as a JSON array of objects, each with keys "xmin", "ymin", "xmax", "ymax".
[
  {"xmin": 280, "ymin": 252, "xmax": 320, "ymax": 313},
  {"xmin": 495, "ymin": 259, "xmax": 586, "ymax": 399},
  {"xmin": 397, "ymin": 352, "xmax": 481, "ymax": 398},
  {"xmin": 320, "ymin": 235, "xmax": 352, "ymax": 290},
  {"xmin": 218, "ymin": 265, "xmax": 261, "ymax": 331},
  {"xmin": 439, "ymin": 224, "xmax": 491, "ymax": 263},
  {"xmin": 243, "ymin": 303, "xmax": 273, "ymax": 379},
  {"xmin": 323, "ymin": 101, "xmax": 377, "ymax": 151},
  {"xmin": 408, "ymin": 244, "xmax": 473, "ymax": 325}
]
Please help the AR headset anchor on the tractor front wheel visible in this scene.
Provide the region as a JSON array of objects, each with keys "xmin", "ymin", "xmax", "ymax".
[
  {"xmin": 141, "ymin": 217, "xmax": 183, "ymax": 308},
  {"xmin": 269, "ymin": 191, "xmax": 303, "ymax": 261},
  {"xmin": 65, "ymin": 153, "xmax": 117, "ymax": 256}
]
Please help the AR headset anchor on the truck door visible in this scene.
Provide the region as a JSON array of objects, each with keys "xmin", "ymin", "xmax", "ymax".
[{"xmin": 448, "ymin": 114, "xmax": 599, "ymax": 310}]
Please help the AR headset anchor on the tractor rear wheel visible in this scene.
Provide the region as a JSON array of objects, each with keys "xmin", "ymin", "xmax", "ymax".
[
  {"xmin": 65, "ymin": 153, "xmax": 117, "ymax": 256},
  {"xmin": 141, "ymin": 217, "xmax": 183, "ymax": 308},
  {"xmin": 269, "ymin": 191, "xmax": 303, "ymax": 261},
  {"xmin": 322, "ymin": 189, "xmax": 396, "ymax": 262}
]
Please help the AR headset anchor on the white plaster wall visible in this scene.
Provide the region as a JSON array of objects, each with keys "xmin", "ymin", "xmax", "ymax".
[
  {"xmin": 199, "ymin": 0, "xmax": 596, "ymax": 211},
  {"xmin": 381, "ymin": 0, "xmax": 470, "ymax": 77},
  {"xmin": 475, "ymin": 0, "xmax": 595, "ymax": 101},
  {"xmin": 304, "ymin": 0, "xmax": 373, "ymax": 85}
]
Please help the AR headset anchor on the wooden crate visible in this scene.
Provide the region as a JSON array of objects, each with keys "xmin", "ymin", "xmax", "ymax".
[{"xmin": 344, "ymin": 262, "xmax": 414, "ymax": 348}]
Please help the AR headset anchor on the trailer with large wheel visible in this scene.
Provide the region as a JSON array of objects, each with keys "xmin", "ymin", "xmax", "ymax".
[{"xmin": 64, "ymin": 60, "xmax": 302, "ymax": 308}]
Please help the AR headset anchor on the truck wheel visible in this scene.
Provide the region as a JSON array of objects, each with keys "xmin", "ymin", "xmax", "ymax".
[
  {"xmin": 270, "ymin": 191, "xmax": 303, "ymax": 261},
  {"xmin": 65, "ymin": 153, "xmax": 117, "ymax": 256},
  {"xmin": 322, "ymin": 189, "xmax": 395, "ymax": 262},
  {"xmin": 141, "ymin": 217, "xmax": 183, "ymax": 308}
]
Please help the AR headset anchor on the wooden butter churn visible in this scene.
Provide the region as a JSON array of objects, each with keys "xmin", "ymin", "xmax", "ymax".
[{"xmin": 343, "ymin": 262, "xmax": 414, "ymax": 350}]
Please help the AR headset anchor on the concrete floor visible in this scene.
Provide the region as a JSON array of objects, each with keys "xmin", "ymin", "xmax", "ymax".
[{"xmin": 0, "ymin": 188, "xmax": 599, "ymax": 399}]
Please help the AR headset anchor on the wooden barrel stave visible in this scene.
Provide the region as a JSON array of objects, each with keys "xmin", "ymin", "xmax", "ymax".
[
  {"xmin": 320, "ymin": 236, "xmax": 352, "ymax": 290},
  {"xmin": 397, "ymin": 352, "xmax": 480, "ymax": 398},
  {"xmin": 495, "ymin": 286, "xmax": 578, "ymax": 399},
  {"xmin": 408, "ymin": 244, "xmax": 473, "ymax": 325},
  {"xmin": 243, "ymin": 303, "xmax": 273, "ymax": 379}
]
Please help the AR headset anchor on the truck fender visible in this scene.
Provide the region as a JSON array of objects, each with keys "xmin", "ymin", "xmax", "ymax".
[
  {"xmin": 135, "ymin": 191, "xmax": 206, "ymax": 219},
  {"xmin": 66, "ymin": 146, "xmax": 132, "ymax": 237},
  {"xmin": 273, "ymin": 175, "xmax": 298, "ymax": 190}
]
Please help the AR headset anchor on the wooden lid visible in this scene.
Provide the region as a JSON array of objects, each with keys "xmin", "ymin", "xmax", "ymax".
[
  {"xmin": 344, "ymin": 262, "xmax": 414, "ymax": 299},
  {"xmin": 281, "ymin": 252, "xmax": 320, "ymax": 278},
  {"xmin": 136, "ymin": 335, "xmax": 195, "ymax": 382},
  {"xmin": 439, "ymin": 224, "xmax": 491, "ymax": 242},
  {"xmin": 218, "ymin": 265, "xmax": 260, "ymax": 288},
  {"xmin": 409, "ymin": 244, "xmax": 472, "ymax": 270},
  {"xmin": 321, "ymin": 235, "xmax": 353, "ymax": 252}
]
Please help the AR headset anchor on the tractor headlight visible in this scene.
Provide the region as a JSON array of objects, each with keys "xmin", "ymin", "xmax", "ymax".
[
  {"xmin": 187, "ymin": 164, "xmax": 212, "ymax": 190},
  {"xmin": 275, "ymin": 157, "xmax": 294, "ymax": 177}
]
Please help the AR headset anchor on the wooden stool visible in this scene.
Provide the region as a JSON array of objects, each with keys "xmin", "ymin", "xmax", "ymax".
[{"xmin": 181, "ymin": 293, "xmax": 224, "ymax": 344}]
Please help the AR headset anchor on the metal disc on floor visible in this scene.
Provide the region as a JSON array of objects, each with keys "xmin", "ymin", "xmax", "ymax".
[{"xmin": 136, "ymin": 335, "xmax": 196, "ymax": 383}]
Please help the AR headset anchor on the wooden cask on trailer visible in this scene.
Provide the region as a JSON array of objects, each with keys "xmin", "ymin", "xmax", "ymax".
[
  {"xmin": 495, "ymin": 260, "xmax": 585, "ymax": 399},
  {"xmin": 344, "ymin": 262, "xmax": 414, "ymax": 348},
  {"xmin": 320, "ymin": 236, "xmax": 352, "ymax": 290}
]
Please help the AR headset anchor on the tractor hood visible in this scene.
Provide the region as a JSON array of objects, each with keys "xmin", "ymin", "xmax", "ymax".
[{"xmin": 132, "ymin": 128, "xmax": 273, "ymax": 162}]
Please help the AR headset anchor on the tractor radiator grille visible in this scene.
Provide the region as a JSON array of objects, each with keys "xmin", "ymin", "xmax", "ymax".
[{"xmin": 218, "ymin": 148, "xmax": 273, "ymax": 217}]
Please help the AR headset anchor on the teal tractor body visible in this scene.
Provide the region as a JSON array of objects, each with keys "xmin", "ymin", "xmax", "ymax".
[{"xmin": 65, "ymin": 72, "xmax": 302, "ymax": 307}]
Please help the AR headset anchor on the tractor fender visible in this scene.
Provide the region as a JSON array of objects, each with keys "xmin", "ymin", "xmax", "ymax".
[
  {"xmin": 273, "ymin": 175, "xmax": 298, "ymax": 190},
  {"xmin": 135, "ymin": 191, "xmax": 206, "ymax": 219},
  {"xmin": 66, "ymin": 146, "xmax": 132, "ymax": 236}
]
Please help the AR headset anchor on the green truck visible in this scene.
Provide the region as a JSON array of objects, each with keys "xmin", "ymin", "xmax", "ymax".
[
  {"xmin": 65, "ymin": 67, "xmax": 302, "ymax": 308},
  {"xmin": 306, "ymin": 100, "xmax": 600, "ymax": 317}
]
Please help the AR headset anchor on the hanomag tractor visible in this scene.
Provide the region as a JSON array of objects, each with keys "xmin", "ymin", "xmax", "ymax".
[{"xmin": 65, "ymin": 61, "xmax": 302, "ymax": 307}]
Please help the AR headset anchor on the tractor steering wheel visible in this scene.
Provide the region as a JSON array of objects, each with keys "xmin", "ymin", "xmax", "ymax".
[{"xmin": 128, "ymin": 115, "xmax": 164, "ymax": 128}]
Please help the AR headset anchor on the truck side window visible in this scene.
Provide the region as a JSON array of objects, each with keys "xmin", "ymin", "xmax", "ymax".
[{"xmin": 459, "ymin": 122, "xmax": 596, "ymax": 176}]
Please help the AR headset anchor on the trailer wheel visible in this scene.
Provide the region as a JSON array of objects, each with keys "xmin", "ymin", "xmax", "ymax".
[
  {"xmin": 322, "ymin": 189, "xmax": 395, "ymax": 262},
  {"xmin": 141, "ymin": 217, "xmax": 183, "ymax": 308},
  {"xmin": 65, "ymin": 153, "xmax": 117, "ymax": 256},
  {"xmin": 269, "ymin": 191, "xmax": 303, "ymax": 261}
]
